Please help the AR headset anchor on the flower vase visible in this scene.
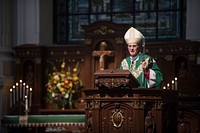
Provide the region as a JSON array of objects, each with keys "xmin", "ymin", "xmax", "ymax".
[
  {"xmin": 61, "ymin": 104, "xmax": 65, "ymax": 110},
  {"xmin": 68, "ymin": 100, "xmax": 72, "ymax": 109},
  {"xmin": 57, "ymin": 102, "xmax": 65, "ymax": 110},
  {"xmin": 68, "ymin": 93, "xmax": 73, "ymax": 109}
]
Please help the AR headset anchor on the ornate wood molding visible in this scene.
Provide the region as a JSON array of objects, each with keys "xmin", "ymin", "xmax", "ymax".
[{"xmin": 94, "ymin": 69, "xmax": 139, "ymax": 89}]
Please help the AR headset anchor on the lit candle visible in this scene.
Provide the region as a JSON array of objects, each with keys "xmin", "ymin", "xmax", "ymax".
[
  {"xmin": 16, "ymin": 83, "xmax": 19, "ymax": 101},
  {"xmin": 23, "ymin": 83, "xmax": 26, "ymax": 101},
  {"xmin": 175, "ymin": 77, "xmax": 177, "ymax": 90},
  {"xmin": 163, "ymin": 86, "xmax": 166, "ymax": 89},
  {"xmin": 10, "ymin": 88, "xmax": 12, "ymax": 108},
  {"xmin": 20, "ymin": 80, "xmax": 22, "ymax": 99},
  {"xmin": 29, "ymin": 88, "xmax": 32, "ymax": 107},
  {"xmin": 167, "ymin": 83, "xmax": 170, "ymax": 89},
  {"xmin": 26, "ymin": 85, "xmax": 29, "ymax": 96},
  {"xmin": 171, "ymin": 80, "xmax": 174, "ymax": 90},
  {"xmin": 25, "ymin": 95, "xmax": 28, "ymax": 111},
  {"xmin": 12, "ymin": 86, "xmax": 15, "ymax": 105}
]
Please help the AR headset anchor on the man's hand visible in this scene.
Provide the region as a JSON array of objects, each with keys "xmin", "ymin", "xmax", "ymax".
[{"xmin": 141, "ymin": 60, "xmax": 148, "ymax": 70}]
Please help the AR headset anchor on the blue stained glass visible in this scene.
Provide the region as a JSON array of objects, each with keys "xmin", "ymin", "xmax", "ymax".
[
  {"xmin": 158, "ymin": 12, "xmax": 180, "ymax": 39},
  {"xmin": 135, "ymin": 0, "xmax": 156, "ymax": 11},
  {"xmin": 113, "ymin": 13, "xmax": 133, "ymax": 24},
  {"xmin": 90, "ymin": 14, "xmax": 110, "ymax": 23},
  {"xmin": 90, "ymin": 0, "xmax": 111, "ymax": 13},
  {"xmin": 69, "ymin": 15, "xmax": 88, "ymax": 42},
  {"xmin": 54, "ymin": 0, "xmax": 186, "ymax": 43},
  {"xmin": 135, "ymin": 12, "xmax": 156, "ymax": 39},
  {"xmin": 113, "ymin": 0, "xmax": 133, "ymax": 12},
  {"xmin": 159, "ymin": 0, "xmax": 180, "ymax": 10},
  {"xmin": 68, "ymin": 0, "xmax": 89, "ymax": 14}
]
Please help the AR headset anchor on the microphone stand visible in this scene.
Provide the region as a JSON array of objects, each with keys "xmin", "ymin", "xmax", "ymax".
[{"xmin": 142, "ymin": 39, "xmax": 145, "ymax": 87}]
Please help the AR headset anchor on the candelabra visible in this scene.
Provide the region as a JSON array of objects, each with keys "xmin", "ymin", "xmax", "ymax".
[
  {"xmin": 163, "ymin": 77, "xmax": 178, "ymax": 90},
  {"xmin": 9, "ymin": 79, "xmax": 32, "ymax": 115}
]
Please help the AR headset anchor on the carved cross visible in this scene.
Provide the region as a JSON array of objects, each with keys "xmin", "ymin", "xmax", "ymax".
[{"xmin": 92, "ymin": 42, "xmax": 115, "ymax": 70}]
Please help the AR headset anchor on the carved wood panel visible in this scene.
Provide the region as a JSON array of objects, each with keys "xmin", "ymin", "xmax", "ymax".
[{"xmin": 101, "ymin": 103, "xmax": 133, "ymax": 133}]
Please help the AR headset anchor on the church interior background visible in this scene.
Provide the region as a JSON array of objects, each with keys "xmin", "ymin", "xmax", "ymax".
[{"xmin": 0, "ymin": 0, "xmax": 200, "ymax": 133}]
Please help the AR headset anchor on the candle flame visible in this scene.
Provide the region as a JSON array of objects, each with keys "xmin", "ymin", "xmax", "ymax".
[
  {"xmin": 163, "ymin": 86, "xmax": 166, "ymax": 89},
  {"xmin": 167, "ymin": 83, "xmax": 170, "ymax": 87}
]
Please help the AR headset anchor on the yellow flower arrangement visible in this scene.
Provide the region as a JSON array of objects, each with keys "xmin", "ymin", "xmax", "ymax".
[{"xmin": 46, "ymin": 60, "xmax": 82, "ymax": 109}]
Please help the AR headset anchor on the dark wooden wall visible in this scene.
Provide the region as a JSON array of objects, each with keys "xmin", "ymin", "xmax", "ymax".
[{"xmin": 145, "ymin": 40, "xmax": 200, "ymax": 95}]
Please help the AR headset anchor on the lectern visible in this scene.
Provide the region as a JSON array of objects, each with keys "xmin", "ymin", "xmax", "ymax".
[
  {"xmin": 84, "ymin": 69, "xmax": 178, "ymax": 133},
  {"xmin": 94, "ymin": 69, "xmax": 140, "ymax": 89}
]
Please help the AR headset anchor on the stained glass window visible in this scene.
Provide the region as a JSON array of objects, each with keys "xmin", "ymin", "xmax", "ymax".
[{"xmin": 53, "ymin": 0, "xmax": 186, "ymax": 44}]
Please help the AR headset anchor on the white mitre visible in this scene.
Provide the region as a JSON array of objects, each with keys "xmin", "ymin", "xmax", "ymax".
[{"xmin": 124, "ymin": 27, "xmax": 145, "ymax": 45}]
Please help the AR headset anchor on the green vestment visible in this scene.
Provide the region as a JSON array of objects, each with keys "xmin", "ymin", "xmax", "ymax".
[{"xmin": 120, "ymin": 53, "xmax": 163, "ymax": 88}]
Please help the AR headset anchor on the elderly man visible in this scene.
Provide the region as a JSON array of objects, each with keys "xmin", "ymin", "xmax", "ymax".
[{"xmin": 120, "ymin": 27, "xmax": 163, "ymax": 88}]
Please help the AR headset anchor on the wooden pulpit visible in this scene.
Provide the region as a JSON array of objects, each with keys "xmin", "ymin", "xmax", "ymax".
[
  {"xmin": 84, "ymin": 69, "xmax": 178, "ymax": 133},
  {"xmin": 94, "ymin": 69, "xmax": 140, "ymax": 89}
]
